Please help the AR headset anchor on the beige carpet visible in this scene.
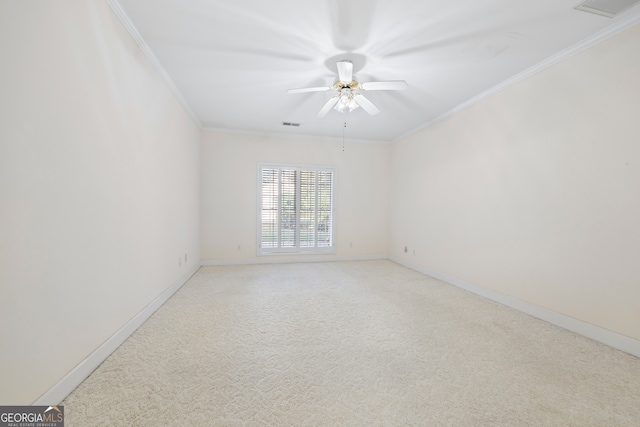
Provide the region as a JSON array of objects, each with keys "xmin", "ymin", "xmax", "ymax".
[{"xmin": 63, "ymin": 260, "xmax": 640, "ymax": 426}]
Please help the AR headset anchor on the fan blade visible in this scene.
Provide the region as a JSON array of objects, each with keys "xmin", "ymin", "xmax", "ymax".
[
  {"xmin": 337, "ymin": 60, "xmax": 353, "ymax": 83},
  {"xmin": 361, "ymin": 81, "xmax": 408, "ymax": 91},
  {"xmin": 353, "ymin": 93, "xmax": 380, "ymax": 115},
  {"xmin": 287, "ymin": 86, "xmax": 331, "ymax": 94},
  {"xmin": 317, "ymin": 96, "xmax": 339, "ymax": 118}
]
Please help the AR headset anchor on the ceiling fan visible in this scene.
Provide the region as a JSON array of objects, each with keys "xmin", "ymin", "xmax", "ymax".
[{"xmin": 286, "ymin": 60, "xmax": 407, "ymax": 118}]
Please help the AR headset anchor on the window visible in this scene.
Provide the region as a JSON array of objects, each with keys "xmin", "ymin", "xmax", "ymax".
[{"xmin": 258, "ymin": 164, "xmax": 335, "ymax": 254}]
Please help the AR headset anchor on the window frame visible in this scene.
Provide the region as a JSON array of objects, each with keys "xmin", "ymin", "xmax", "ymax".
[{"xmin": 257, "ymin": 163, "xmax": 336, "ymax": 255}]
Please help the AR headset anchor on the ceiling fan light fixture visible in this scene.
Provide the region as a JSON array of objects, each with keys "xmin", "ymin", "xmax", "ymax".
[{"xmin": 334, "ymin": 89, "xmax": 359, "ymax": 113}]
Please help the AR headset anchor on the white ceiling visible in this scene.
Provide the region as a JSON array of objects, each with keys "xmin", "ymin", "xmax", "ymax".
[{"xmin": 113, "ymin": 0, "xmax": 640, "ymax": 143}]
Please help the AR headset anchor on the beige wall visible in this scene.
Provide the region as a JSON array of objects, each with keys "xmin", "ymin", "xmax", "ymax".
[
  {"xmin": 0, "ymin": 1, "xmax": 201, "ymax": 404},
  {"xmin": 201, "ymin": 131, "xmax": 389, "ymax": 262},
  {"xmin": 390, "ymin": 24, "xmax": 640, "ymax": 341}
]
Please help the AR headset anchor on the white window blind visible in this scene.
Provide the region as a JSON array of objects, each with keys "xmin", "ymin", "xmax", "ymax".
[{"xmin": 258, "ymin": 164, "xmax": 335, "ymax": 254}]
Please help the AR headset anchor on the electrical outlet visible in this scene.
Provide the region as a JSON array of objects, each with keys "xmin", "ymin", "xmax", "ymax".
[{"xmin": 404, "ymin": 246, "xmax": 408, "ymax": 253}]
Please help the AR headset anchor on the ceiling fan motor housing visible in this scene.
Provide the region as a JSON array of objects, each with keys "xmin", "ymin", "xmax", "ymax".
[{"xmin": 333, "ymin": 80, "xmax": 359, "ymax": 91}]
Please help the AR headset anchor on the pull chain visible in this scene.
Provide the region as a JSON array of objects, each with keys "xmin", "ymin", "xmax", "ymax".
[{"xmin": 342, "ymin": 122, "xmax": 346, "ymax": 152}]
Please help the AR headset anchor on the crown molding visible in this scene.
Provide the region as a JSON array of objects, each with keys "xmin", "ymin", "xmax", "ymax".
[
  {"xmin": 393, "ymin": 10, "xmax": 640, "ymax": 143},
  {"xmin": 105, "ymin": 0, "xmax": 203, "ymax": 129},
  {"xmin": 202, "ymin": 126, "xmax": 389, "ymax": 145},
  {"xmin": 106, "ymin": 0, "xmax": 640, "ymax": 144}
]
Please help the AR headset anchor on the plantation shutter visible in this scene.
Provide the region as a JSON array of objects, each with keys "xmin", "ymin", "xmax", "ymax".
[
  {"xmin": 280, "ymin": 169, "xmax": 297, "ymax": 248},
  {"xmin": 260, "ymin": 168, "xmax": 278, "ymax": 249},
  {"xmin": 300, "ymin": 170, "xmax": 316, "ymax": 248},
  {"xmin": 317, "ymin": 170, "xmax": 333, "ymax": 247},
  {"xmin": 259, "ymin": 165, "xmax": 335, "ymax": 254}
]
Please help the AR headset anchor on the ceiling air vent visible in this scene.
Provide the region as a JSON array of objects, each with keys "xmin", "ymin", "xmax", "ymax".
[
  {"xmin": 575, "ymin": 0, "xmax": 640, "ymax": 17},
  {"xmin": 282, "ymin": 122, "xmax": 300, "ymax": 127}
]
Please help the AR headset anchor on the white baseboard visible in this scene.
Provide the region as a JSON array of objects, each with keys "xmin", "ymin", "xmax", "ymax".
[
  {"xmin": 33, "ymin": 264, "xmax": 201, "ymax": 405},
  {"xmin": 201, "ymin": 254, "xmax": 388, "ymax": 266},
  {"xmin": 390, "ymin": 257, "xmax": 640, "ymax": 359}
]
